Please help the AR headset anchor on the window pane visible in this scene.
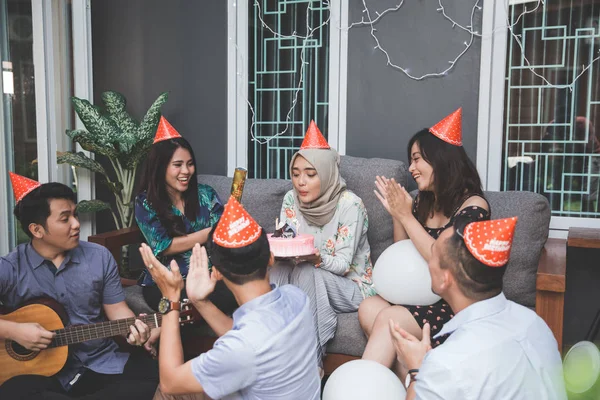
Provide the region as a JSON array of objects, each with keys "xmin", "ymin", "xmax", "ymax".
[
  {"xmin": 248, "ymin": 0, "xmax": 330, "ymax": 179},
  {"xmin": 3, "ymin": 0, "xmax": 37, "ymax": 245},
  {"xmin": 502, "ymin": 1, "xmax": 600, "ymax": 218}
]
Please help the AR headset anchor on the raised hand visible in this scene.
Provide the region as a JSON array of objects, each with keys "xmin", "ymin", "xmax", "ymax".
[
  {"xmin": 384, "ymin": 178, "xmax": 413, "ymax": 222},
  {"xmin": 374, "ymin": 175, "xmax": 392, "ymax": 214},
  {"xmin": 186, "ymin": 244, "xmax": 217, "ymax": 304},
  {"xmin": 139, "ymin": 243, "xmax": 184, "ymax": 301},
  {"xmin": 389, "ymin": 319, "xmax": 431, "ymax": 371},
  {"xmin": 12, "ymin": 322, "xmax": 55, "ymax": 352}
]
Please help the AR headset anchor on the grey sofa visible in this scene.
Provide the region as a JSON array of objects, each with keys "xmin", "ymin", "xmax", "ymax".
[{"xmin": 90, "ymin": 155, "xmax": 565, "ymax": 369}]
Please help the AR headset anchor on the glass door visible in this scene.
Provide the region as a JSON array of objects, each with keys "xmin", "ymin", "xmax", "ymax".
[{"xmin": 0, "ymin": 0, "xmax": 38, "ymax": 252}]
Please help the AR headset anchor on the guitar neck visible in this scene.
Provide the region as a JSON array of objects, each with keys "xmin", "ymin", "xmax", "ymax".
[{"xmin": 49, "ymin": 313, "xmax": 163, "ymax": 348}]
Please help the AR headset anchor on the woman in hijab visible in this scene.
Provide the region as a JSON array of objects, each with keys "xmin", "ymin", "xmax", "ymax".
[{"xmin": 269, "ymin": 121, "xmax": 375, "ymax": 370}]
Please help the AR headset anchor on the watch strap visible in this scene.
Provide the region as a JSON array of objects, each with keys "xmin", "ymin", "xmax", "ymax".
[{"xmin": 171, "ymin": 301, "xmax": 181, "ymax": 311}]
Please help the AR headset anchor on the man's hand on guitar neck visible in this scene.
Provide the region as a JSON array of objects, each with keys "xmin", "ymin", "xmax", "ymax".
[{"xmin": 7, "ymin": 321, "xmax": 55, "ymax": 351}]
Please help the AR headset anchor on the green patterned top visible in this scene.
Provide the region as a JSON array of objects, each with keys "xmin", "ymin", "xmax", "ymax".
[
  {"xmin": 280, "ymin": 189, "xmax": 375, "ymax": 298},
  {"xmin": 135, "ymin": 184, "xmax": 223, "ymax": 286}
]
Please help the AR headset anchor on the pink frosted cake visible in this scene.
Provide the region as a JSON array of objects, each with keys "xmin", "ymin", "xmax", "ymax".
[
  {"xmin": 267, "ymin": 233, "xmax": 315, "ymax": 257},
  {"xmin": 267, "ymin": 221, "xmax": 314, "ymax": 257}
]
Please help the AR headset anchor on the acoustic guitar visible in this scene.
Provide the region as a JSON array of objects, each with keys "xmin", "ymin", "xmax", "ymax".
[{"xmin": 0, "ymin": 297, "xmax": 198, "ymax": 385}]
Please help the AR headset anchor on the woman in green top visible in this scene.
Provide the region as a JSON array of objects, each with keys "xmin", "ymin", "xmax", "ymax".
[{"xmin": 135, "ymin": 136, "xmax": 235, "ymax": 312}]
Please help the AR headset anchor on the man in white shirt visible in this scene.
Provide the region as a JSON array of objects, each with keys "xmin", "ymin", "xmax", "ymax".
[
  {"xmin": 139, "ymin": 197, "xmax": 321, "ymax": 400},
  {"xmin": 390, "ymin": 216, "xmax": 567, "ymax": 400}
]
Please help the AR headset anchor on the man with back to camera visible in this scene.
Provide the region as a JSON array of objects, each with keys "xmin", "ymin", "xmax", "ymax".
[{"xmin": 140, "ymin": 196, "xmax": 321, "ymax": 399}]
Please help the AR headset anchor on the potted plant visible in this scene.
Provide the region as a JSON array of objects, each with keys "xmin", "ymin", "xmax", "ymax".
[{"xmin": 58, "ymin": 90, "xmax": 168, "ymax": 276}]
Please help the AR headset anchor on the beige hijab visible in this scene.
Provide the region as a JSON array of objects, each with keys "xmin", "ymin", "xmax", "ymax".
[{"xmin": 290, "ymin": 148, "xmax": 347, "ymax": 226}]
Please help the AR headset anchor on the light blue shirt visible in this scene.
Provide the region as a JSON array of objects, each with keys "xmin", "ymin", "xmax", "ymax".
[
  {"xmin": 415, "ymin": 293, "xmax": 567, "ymax": 400},
  {"xmin": 191, "ymin": 284, "xmax": 321, "ymax": 400}
]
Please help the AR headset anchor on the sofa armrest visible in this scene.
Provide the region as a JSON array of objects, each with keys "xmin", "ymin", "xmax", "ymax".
[
  {"xmin": 88, "ymin": 227, "xmax": 144, "ymax": 266},
  {"xmin": 535, "ymin": 238, "xmax": 566, "ymax": 350}
]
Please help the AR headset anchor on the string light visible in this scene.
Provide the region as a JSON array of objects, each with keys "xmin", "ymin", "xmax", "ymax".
[{"xmin": 239, "ymin": 0, "xmax": 600, "ymax": 145}]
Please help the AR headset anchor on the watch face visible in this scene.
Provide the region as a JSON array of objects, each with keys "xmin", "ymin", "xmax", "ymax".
[{"xmin": 158, "ymin": 298, "xmax": 170, "ymax": 314}]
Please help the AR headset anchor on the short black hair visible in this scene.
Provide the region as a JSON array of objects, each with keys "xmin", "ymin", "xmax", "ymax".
[
  {"xmin": 206, "ymin": 225, "xmax": 271, "ymax": 285},
  {"xmin": 440, "ymin": 214, "xmax": 506, "ymax": 301},
  {"xmin": 13, "ymin": 182, "xmax": 76, "ymax": 238}
]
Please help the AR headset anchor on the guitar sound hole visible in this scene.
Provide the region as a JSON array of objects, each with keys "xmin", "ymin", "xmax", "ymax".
[
  {"xmin": 12, "ymin": 342, "xmax": 33, "ymax": 356},
  {"xmin": 6, "ymin": 340, "xmax": 38, "ymax": 361}
]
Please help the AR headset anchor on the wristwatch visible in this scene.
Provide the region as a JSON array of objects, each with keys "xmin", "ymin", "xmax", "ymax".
[
  {"xmin": 405, "ymin": 369, "xmax": 419, "ymax": 389},
  {"xmin": 157, "ymin": 297, "xmax": 181, "ymax": 314}
]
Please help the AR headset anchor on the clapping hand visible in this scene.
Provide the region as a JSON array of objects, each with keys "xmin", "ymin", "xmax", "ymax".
[
  {"xmin": 374, "ymin": 176, "xmax": 413, "ymax": 222},
  {"xmin": 389, "ymin": 320, "xmax": 431, "ymax": 371},
  {"xmin": 186, "ymin": 243, "xmax": 217, "ymax": 305},
  {"xmin": 139, "ymin": 243, "xmax": 184, "ymax": 301}
]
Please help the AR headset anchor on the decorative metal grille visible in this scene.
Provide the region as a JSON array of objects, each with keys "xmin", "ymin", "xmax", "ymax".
[
  {"xmin": 248, "ymin": 0, "xmax": 330, "ymax": 179},
  {"xmin": 503, "ymin": 1, "xmax": 600, "ymax": 218}
]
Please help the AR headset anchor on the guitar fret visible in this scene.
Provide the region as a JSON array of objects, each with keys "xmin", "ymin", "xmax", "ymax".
[{"xmin": 42, "ymin": 310, "xmax": 178, "ymax": 348}]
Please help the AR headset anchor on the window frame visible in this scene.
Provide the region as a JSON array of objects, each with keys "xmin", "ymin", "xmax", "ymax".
[
  {"xmin": 226, "ymin": 0, "xmax": 348, "ymax": 178},
  {"xmin": 477, "ymin": 0, "xmax": 600, "ymax": 238}
]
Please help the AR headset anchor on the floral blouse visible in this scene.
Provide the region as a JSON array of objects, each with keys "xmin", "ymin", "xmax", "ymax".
[
  {"xmin": 280, "ymin": 189, "xmax": 376, "ymax": 298},
  {"xmin": 135, "ymin": 184, "xmax": 223, "ymax": 286}
]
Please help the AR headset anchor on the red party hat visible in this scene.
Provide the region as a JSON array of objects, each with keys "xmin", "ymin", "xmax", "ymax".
[
  {"xmin": 153, "ymin": 116, "xmax": 182, "ymax": 144},
  {"xmin": 429, "ymin": 108, "xmax": 462, "ymax": 146},
  {"xmin": 300, "ymin": 120, "xmax": 330, "ymax": 150},
  {"xmin": 9, "ymin": 172, "xmax": 42, "ymax": 203},
  {"xmin": 463, "ymin": 217, "xmax": 518, "ymax": 267},
  {"xmin": 213, "ymin": 196, "xmax": 262, "ymax": 248}
]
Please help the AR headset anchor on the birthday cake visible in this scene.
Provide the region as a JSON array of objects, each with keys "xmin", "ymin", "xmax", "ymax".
[{"xmin": 267, "ymin": 220, "xmax": 315, "ymax": 257}]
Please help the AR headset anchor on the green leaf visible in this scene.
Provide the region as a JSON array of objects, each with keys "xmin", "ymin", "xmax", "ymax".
[
  {"xmin": 76, "ymin": 199, "xmax": 112, "ymax": 214},
  {"xmin": 57, "ymin": 151, "xmax": 108, "ymax": 177},
  {"xmin": 72, "ymin": 97, "xmax": 121, "ymax": 147},
  {"xmin": 102, "ymin": 179, "xmax": 124, "ymax": 195},
  {"xmin": 137, "ymin": 92, "xmax": 169, "ymax": 141},
  {"xmin": 67, "ymin": 130, "xmax": 120, "ymax": 159},
  {"xmin": 124, "ymin": 138, "xmax": 154, "ymax": 169},
  {"xmin": 102, "ymin": 91, "xmax": 139, "ymax": 154}
]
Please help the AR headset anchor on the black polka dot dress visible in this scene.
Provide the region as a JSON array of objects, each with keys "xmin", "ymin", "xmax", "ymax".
[{"xmin": 404, "ymin": 195, "xmax": 490, "ymax": 347}]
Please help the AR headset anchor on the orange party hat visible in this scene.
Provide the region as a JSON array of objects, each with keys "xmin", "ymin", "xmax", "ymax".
[
  {"xmin": 213, "ymin": 196, "xmax": 262, "ymax": 248},
  {"xmin": 429, "ymin": 108, "xmax": 462, "ymax": 146},
  {"xmin": 9, "ymin": 172, "xmax": 42, "ymax": 204},
  {"xmin": 300, "ymin": 120, "xmax": 330, "ymax": 150},
  {"xmin": 462, "ymin": 217, "xmax": 518, "ymax": 267},
  {"xmin": 153, "ymin": 116, "xmax": 182, "ymax": 144}
]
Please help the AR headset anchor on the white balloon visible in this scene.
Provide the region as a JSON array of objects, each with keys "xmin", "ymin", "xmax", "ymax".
[
  {"xmin": 323, "ymin": 360, "xmax": 406, "ymax": 400},
  {"xmin": 372, "ymin": 239, "xmax": 441, "ymax": 306}
]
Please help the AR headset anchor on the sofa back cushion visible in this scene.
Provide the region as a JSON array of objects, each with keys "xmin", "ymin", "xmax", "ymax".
[
  {"xmin": 484, "ymin": 191, "xmax": 551, "ymax": 307},
  {"xmin": 199, "ymin": 155, "xmax": 408, "ymax": 264}
]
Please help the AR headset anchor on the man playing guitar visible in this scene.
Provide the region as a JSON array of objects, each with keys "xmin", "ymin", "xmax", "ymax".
[{"xmin": 0, "ymin": 173, "xmax": 160, "ymax": 399}]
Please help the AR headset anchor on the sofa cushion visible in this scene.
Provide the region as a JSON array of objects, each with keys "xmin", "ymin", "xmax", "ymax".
[
  {"xmin": 326, "ymin": 312, "xmax": 367, "ymax": 357},
  {"xmin": 340, "ymin": 156, "xmax": 408, "ymax": 263},
  {"xmin": 198, "ymin": 174, "xmax": 291, "ymax": 231},
  {"xmin": 484, "ymin": 191, "xmax": 551, "ymax": 307}
]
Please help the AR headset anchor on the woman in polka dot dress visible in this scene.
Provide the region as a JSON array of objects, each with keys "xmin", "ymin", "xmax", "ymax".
[{"xmin": 359, "ymin": 109, "xmax": 490, "ymax": 378}]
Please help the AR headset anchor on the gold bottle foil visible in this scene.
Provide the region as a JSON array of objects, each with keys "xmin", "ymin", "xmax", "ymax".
[{"xmin": 230, "ymin": 167, "xmax": 247, "ymax": 203}]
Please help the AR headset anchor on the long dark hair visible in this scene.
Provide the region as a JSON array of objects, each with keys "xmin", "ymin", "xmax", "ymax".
[
  {"xmin": 408, "ymin": 129, "xmax": 483, "ymax": 224},
  {"xmin": 137, "ymin": 137, "xmax": 200, "ymax": 236}
]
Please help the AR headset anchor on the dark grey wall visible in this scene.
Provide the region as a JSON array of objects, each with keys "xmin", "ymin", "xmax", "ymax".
[
  {"xmin": 91, "ymin": 0, "xmax": 227, "ymax": 232},
  {"xmin": 345, "ymin": 0, "xmax": 483, "ymax": 165},
  {"xmin": 91, "ymin": 0, "xmax": 228, "ymax": 176}
]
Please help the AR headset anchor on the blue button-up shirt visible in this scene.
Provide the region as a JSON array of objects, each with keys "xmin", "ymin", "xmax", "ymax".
[
  {"xmin": 0, "ymin": 241, "xmax": 129, "ymax": 390},
  {"xmin": 415, "ymin": 293, "xmax": 567, "ymax": 400},
  {"xmin": 191, "ymin": 284, "xmax": 321, "ymax": 400}
]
